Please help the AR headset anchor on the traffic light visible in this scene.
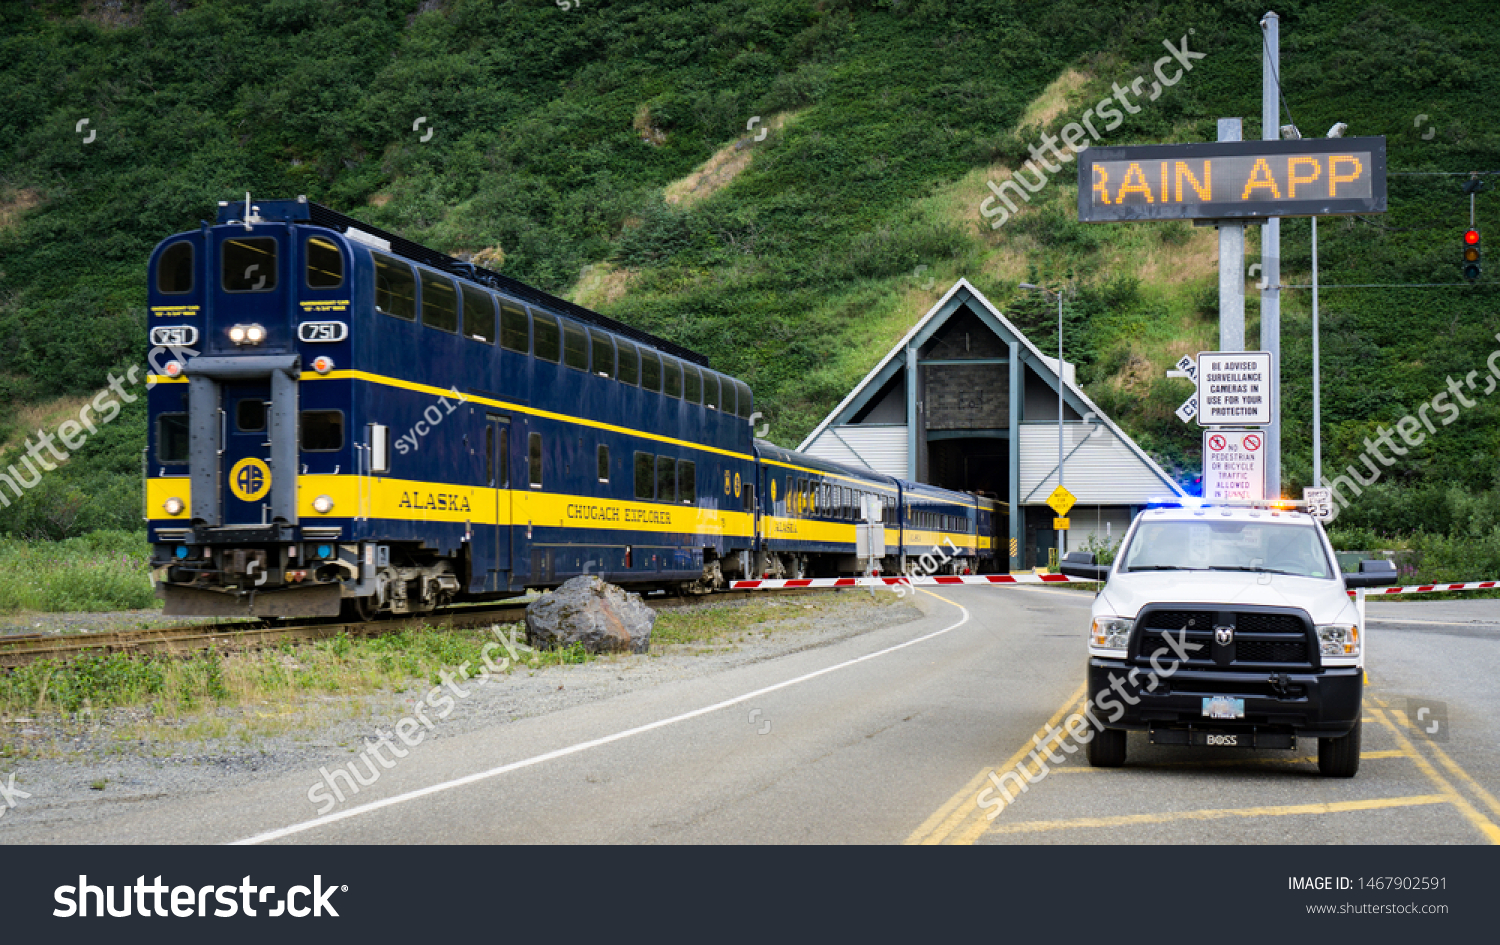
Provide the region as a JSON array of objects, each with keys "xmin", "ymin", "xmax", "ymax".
[{"xmin": 1463, "ymin": 228, "xmax": 1481, "ymax": 282}]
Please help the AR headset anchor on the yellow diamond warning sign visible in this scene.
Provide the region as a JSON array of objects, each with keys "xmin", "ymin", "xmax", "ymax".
[{"xmin": 1045, "ymin": 485, "xmax": 1076, "ymax": 517}]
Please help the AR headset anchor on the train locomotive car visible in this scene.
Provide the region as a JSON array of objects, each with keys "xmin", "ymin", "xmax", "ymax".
[
  {"xmin": 147, "ymin": 197, "xmax": 757, "ymax": 618},
  {"xmin": 145, "ymin": 197, "xmax": 1009, "ymax": 619}
]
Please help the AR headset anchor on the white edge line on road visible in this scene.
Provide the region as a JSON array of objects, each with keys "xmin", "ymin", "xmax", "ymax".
[{"xmin": 232, "ymin": 591, "xmax": 971, "ymax": 845}]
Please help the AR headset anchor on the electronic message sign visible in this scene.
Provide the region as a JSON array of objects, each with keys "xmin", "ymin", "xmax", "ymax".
[{"xmin": 1077, "ymin": 137, "xmax": 1386, "ymax": 223}]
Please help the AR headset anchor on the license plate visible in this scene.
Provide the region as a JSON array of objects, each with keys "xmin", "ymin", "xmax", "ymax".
[{"xmin": 1202, "ymin": 696, "xmax": 1245, "ymax": 720}]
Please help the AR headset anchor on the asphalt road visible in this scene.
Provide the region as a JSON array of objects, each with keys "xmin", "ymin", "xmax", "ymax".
[{"xmin": 5, "ymin": 587, "xmax": 1497, "ymax": 845}]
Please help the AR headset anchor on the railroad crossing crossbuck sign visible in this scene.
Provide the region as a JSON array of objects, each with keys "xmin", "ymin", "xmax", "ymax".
[{"xmin": 1046, "ymin": 485, "xmax": 1076, "ymax": 518}]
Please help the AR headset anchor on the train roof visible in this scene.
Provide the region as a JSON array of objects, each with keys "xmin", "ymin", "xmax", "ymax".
[
  {"xmin": 755, "ymin": 440, "xmax": 898, "ymax": 489},
  {"xmin": 210, "ymin": 196, "xmax": 708, "ymax": 367}
]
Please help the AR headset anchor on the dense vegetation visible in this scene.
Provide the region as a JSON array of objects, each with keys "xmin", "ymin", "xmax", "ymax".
[{"xmin": 0, "ymin": 0, "xmax": 1497, "ymax": 554}]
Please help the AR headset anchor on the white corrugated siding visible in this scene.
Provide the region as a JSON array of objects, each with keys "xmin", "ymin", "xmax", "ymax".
[
  {"xmin": 1063, "ymin": 506, "xmax": 1135, "ymax": 548},
  {"xmin": 801, "ymin": 425, "xmax": 908, "ymax": 478},
  {"xmin": 1019, "ymin": 424, "xmax": 1173, "ymax": 504}
]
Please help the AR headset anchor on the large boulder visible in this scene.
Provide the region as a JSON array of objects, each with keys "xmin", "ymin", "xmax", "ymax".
[{"xmin": 525, "ymin": 576, "xmax": 654, "ymax": 654}]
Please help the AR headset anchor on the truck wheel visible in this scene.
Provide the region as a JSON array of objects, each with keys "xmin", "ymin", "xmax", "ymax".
[
  {"xmin": 1087, "ymin": 727, "xmax": 1127, "ymax": 767},
  {"xmin": 1318, "ymin": 716, "xmax": 1361, "ymax": 778}
]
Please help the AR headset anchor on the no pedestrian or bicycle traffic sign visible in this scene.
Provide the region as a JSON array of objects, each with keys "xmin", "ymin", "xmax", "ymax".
[{"xmin": 1203, "ymin": 430, "xmax": 1265, "ymax": 502}]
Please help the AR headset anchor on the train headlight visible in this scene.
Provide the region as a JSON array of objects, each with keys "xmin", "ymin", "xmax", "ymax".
[
  {"xmin": 313, "ymin": 495, "xmax": 335, "ymax": 514},
  {"xmin": 312, "ymin": 355, "xmax": 334, "ymax": 375},
  {"xmin": 229, "ymin": 324, "xmax": 266, "ymax": 345},
  {"xmin": 163, "ymin": 360, "xmax": 183, "ymax": 378},
  {"xmin": 163, "ymin": 496, "xmax": 185, "ymax": 516}
]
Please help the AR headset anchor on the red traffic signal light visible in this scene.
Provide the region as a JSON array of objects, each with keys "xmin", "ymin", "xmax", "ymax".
[{"xmin": 1463, "ymin": 229, "xmax": 1481, "ymax": 282}]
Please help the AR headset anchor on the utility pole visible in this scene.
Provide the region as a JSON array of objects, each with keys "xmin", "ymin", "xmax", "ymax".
[
  {"xmin": 1217, "ymin": 117, "xmax": 1245, "ymax": 352},
  {"xmin": 1260, "ymin": 11, "xmax": 1282, "ymax": 497}
]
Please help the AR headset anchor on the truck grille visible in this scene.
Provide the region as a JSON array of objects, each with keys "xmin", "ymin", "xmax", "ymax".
[{"xmin": 1133, "ymin": 605, "xmax": 1317, "ymax": 671}]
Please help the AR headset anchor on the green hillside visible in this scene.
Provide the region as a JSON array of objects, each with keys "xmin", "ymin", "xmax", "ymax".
[{"xmin": 1, "ymin": 0, "xmax": 1498, "ymax": 542}]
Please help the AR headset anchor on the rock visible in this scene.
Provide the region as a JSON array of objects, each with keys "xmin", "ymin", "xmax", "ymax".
[{"xmin": 525, "ymin": 576, "xmax": 654, "ymax": 654}]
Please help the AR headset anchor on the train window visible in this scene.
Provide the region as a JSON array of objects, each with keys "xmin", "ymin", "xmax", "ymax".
[
  {"xmin": 710, "ymin": 375, "xmax": 728, "ymax": 413},
  {"xmin": 498, "ymin": 427, "xmax": 509, "ymax": 487},
  {"xmin": 742, "ymin": 483, "xmax": 754, "ymax": 513},
  {"xmin": 655, "ymin": 455, "xmax": 676, "ymax": 503},
  {"xmin": 664, "ymin": 359, "xmax": 682, "ymax": 398},
  {"xmin": 222, "ymin": 237, "xmax": 278, "ymax": 293},
  {"xmin": 798, "ymin": 479, "xmax": 808, "ymax": 516},
  {"xmin": 485, "ymin": 425, "xmax": 494, "ymax": 484},
  {"xmin": 420, "ymin": 271, "xmax": 459, "ymax": 333},
  {"xmin": 306, "ymin": 237, "xmax": 343, "ymax": 288},
  {"xmin": 462, "ymin": 285, "xmax": 496, "ymax": 343},
  {"xmin": 156, "ymin": 242, "xmax": 194, "ymax": 294},
  {"xmin": 683, "ymin": 364, "xmax": 702, "ymax": 404},
  {"xmin": 616, "ymin": 340, "xmax": 639, "ymax": 386},
  {"xmin": 734, "ymin": 380, "xmax": 752, "ymax": 419},
  {"xmin": 640, "ymin": 349, "xmax": 662, "ymax": 392},
  {"xmin": 500, "ymin": 302, "xmax": 528, "ymax": 352},
  {"xmin": 157, "ymin": 413, "xmax": 189, "ymax": 463},
  {"xmin": 300, "ymin": 410, "xmax": 344, "ymax": 451},
  {"xmin": 703, "ymin": 373, "xmax": 719, "ymax": 411},
  {"xmin": 236, "ymin": 399, "xmax": 266, "ymax": 433},
  {"xmin": 634, "ymin": 451, "xmax": 654, "ymax": 500},
  {"xmin": 534, "ymin": 312, "xmax": 561, "ymax": 362},
  {"xmin": 597, "ymin": 444, "xmax": 609, "ymax": 483},
  {"xmin": 563, "ymin": 322, "xmax": 588, "ymax": 371},
  {"xmin": 373, "ymin": 253, "xmax": 416, "ymax": 320},
  {"xmin": 677, "ymin": 460, "xmax": 695, "ymax": 504},
  {"xmin": 589, "ymin": 329, "xmax": 615, "ymax": 379},
  {"xmin": 528, "ymin": 433, "xmax": 543, "ymax": 488}
]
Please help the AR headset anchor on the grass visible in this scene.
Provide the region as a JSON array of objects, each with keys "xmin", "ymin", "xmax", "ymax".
[{"xmin": 0, "ymin": 530, "xmax": 155, "ymax": 613}]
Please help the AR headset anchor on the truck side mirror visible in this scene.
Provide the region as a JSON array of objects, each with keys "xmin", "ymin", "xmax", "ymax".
[
  {"xmin": 1344, "ymin": 558, "xmax": 1398, "ymax": 588},
  {"xmin": 1060, "ymin": 551, "xmax": 1108, "ymax": 582}
]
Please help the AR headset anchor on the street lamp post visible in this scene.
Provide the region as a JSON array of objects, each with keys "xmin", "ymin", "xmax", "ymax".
[{"xmin": 1020, "ymin": 283, "xmax": 1066, "ymax": 555}]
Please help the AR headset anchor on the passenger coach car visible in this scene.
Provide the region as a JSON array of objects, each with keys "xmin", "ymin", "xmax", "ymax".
[{"xmin": 145, "ymin": 197, "xmax": 1005, "ymax": 618}]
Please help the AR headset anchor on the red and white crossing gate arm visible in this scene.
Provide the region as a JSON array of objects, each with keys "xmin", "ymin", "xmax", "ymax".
[
  {"xmin": 1351, "ymin": 580, "xmax": 1500, "ymax": 597},
  {"xmin": 729, "ymin": 575, "xmax": 1500, "ymax": 595},
  {"xmin": 730, "ymin": 574, "xmax": 1081, "ymax": 590}
]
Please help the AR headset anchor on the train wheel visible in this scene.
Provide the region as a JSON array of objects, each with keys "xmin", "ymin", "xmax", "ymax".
[{"xmin": 341, "ymin": 595, "xmax": 380, "ymax": 622}]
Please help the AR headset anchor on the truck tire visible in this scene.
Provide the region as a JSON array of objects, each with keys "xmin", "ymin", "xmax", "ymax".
[
  {"xmin": 1087, "ymin": 727, "xmax": 1128, "ymax": 767},
  {"xmin": 1318, "ymin": 716, "xmax": 1361, "ymax": 778}
]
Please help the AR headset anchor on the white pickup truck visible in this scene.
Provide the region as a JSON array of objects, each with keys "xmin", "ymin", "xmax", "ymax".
[{"xmin": 1061, "ymin": 501, "xmax": 1398, "ymax": 777}]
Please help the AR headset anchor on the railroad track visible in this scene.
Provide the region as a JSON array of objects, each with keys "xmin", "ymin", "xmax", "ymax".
[{"xmin": 0, "ymin": 587, "xmax": 835, "ymax": 669}]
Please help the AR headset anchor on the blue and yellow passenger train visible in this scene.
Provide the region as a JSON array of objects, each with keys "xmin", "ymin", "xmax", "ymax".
[{"xmin": 145, "ymin": 198, "xmax": 1005, "ymax": 618}]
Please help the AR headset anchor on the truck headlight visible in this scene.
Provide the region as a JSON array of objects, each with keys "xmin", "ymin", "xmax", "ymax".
[
  {"xmin": 1317, "ymin": 624, "xmax": 1360, "ymax": 658},
  {"xmin": 1091, "ymin": 616, "xmax": 1133, "ymax": 653}
]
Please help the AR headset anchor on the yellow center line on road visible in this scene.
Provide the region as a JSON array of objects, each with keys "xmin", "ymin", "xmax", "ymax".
[
  {"xmin": 904, "ymin": 684, "xmax": 1086, "ymax": 846},
  {"xmin": 1368, "ymin": 705, "xmax": 1500, "ymax": 844},
  {"xmin": 981, "ymin": 795, "xmax": 1451, "ymax": 836},
  {"xmin": 1375, "ymin": 698, "xmax": 1500, "ymax": 823}
]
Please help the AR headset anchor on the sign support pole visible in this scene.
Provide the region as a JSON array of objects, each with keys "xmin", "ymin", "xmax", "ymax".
[
  {"xmin": 1261, "ymin": 11, "xmax": 1282, "ymax": 497},
  {"xmin": 1217, "ymin": 118, "xmax": 1245, "ymax": 352}
]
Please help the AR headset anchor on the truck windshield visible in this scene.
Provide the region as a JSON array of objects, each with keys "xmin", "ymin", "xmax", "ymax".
[{"xmin": 1121, "ymin": 520, "xmax": 1333, "ymax": 579}]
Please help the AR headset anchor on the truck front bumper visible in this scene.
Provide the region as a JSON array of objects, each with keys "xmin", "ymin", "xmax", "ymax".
[{"xmin": 1087, "ymin": 658, "xmax": 1363, "ymax": 739}]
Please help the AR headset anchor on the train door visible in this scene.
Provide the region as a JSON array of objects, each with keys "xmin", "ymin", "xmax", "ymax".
[
  {"xmin": 484, "ymin": 415, "xmax": 512, "ymax": 589},
  {"xmin": 223, "ymin": 385, "xmax": 275, "ymax": 525}
]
